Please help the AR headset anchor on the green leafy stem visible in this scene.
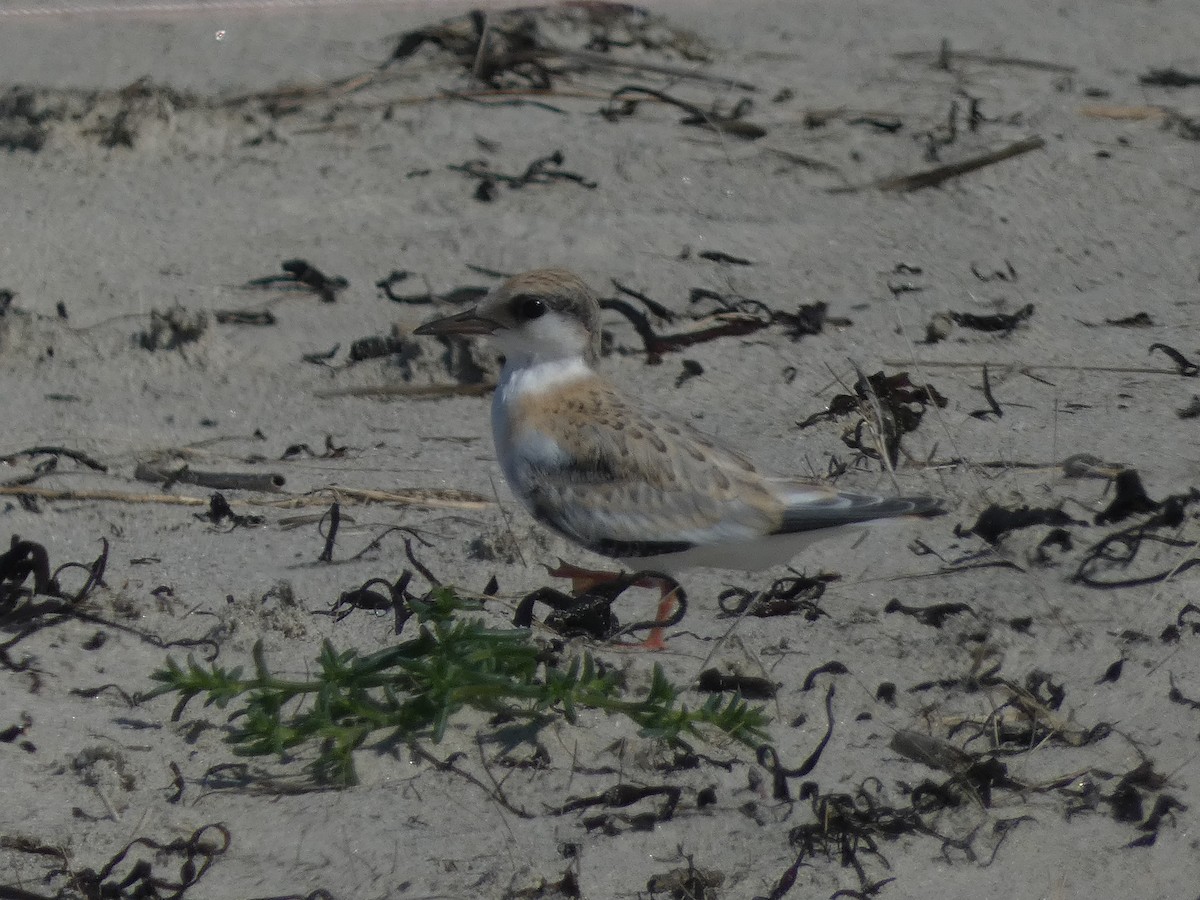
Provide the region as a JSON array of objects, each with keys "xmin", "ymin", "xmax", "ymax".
[{"xmin": 143, "ymin": 588, "xmax": 770, "ymax": 784}]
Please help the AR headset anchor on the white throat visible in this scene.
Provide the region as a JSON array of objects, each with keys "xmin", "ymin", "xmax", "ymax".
[
  {"xmin": 497, "ymin": 354, "xmax": 591, "ymax": 398},
  {"xmin": 489, "ymin": 312, "xmax": 594, "ymax": 371}
]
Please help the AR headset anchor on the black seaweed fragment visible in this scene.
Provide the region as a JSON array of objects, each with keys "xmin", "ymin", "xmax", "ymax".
[
  {"xmin": 757, "ymin": 686, "xmax": 836, "ymax": 800},
  {"xmin": 1148, "ymin": 342, "xmax": 1199, "ymax": 377},
  {"xmin": 512, "ymin": 571, "xmax": 686, "ymax": 644},
  {"xmin": 970, "ymin": 260, "xmax": 1018, "ymax": 282},
  {"xmin": 1104, "ymin": 311, "xmax": 1154, "ymax": 327},
  {"xmin": 1075, "ymin": 485, "xmax": 1200, "ymax": 587},
  {"xmin": 798, "ymin": 371, "xmax": 947, "ymax": 466},
  {"xmin": 194, "ymin": 494, "xmax": 263, "ymax": 529},
  {"xmin": 375, "ymin": 269, "xmax": 415, "ymax": 301},
  {"xmin": 0, "ymin": 89, "xmax": 48, "ymax": 151},
  {"xmin": 0, "ymin": 446, "xmax": 107, "ymax": 474},
  {"xmin": 801, "ymin": 661, "xmax": 849, "ymax": 691},
  {"xmin": 246, "ymin": 259, "xmax": 348, "ymax": 303},
  {"xmin": 347, "ymin": 334, "xmax": 408, "ymax": 362},
  {"xmin": 959, "ymin": 504, "xmax": 1085, "ymax": 544},
  {"xmin": 697, "ymin": 668, "xmax": 777, "ymax": 699},
  {"xmin": 67, "ymin": 822, "xmax": 231, "ymax": 900},
  {"xmin": 317, "ymin": 502, "xmax": 340, "ymax": 562},
  {"xmin": 554, "ymin": 782, "xmax": 682, "ymax": 834},
  {"xmin": 604, "ymin": 85, "xmax": 766, "ymax": 140},
  {"xmin": 1096, "ymin": 658, "xmax": 1124, "ymax": 684},
  {"xmin": 675, "ymin": 359, "xmax": 704, "ymax": 387},
  {"xmin": 1139, "ymin": 67, "xmax": 1200, "ymax": 87},
  {"xmin": 213, "ymin": 308, "xmax": 276, "ymax": 326},
  {"xmin": 610, "ymin": 279, "xmax": 676, "ymax": 322},
  {"xmin": 1095, "ymin": 469, "xmax": 1159, "ymax": 525},
  {"xmin": 717, "ymin": 572, "xmax": 836, "ymax": 620},
  {"xmin": 697, "ymin": 250, "xmax": 753, "ymax": 265},
  {"xmin": 1034, "ymin": 528, "xmax": 1073, "ymax": 564},
  {"xmin": 0, "ymin": 537, "xmax": 52, "ymax": 600},
  {"xmin": 324, "ymin": 572, "xmax": 417, "ymax": 635},
  {"xmin": 968, "ymin": 364, "xmax": 1003, "ymax": 419},
  {"xmin": 645, "ymin": 860, "xmax": 723, "ymax": 900},
  {"xmin": 600, "ymin": 296, "xmax": 767, "ymax": 364},
  {"xmin": 301, "ymin": 344, "xmax": 340, "ymax": 365},
  {"xmin": 773, "ymin": 301, "xmax": 845, "ymax": 340},
  {"xmin": 449, "ymin": 150, "xmax": 596, "ymax": 200},
  {"xmin": 1168, "ymin": 673, "xmax": 1200, "ymax": 711},
  {"xmin": 136, "ymin": 307, "xmax": 208, "ymax": 351},
  {"xmin": 884, "ymin": 599, "xmax": 974, "ymax": 628},
  {"xmin": 948, "ymin": 303, "xmax": 1034, "ymax": 335}
]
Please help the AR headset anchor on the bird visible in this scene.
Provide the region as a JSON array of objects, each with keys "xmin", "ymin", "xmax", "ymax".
[{"xmin": 415, "ymin": 268, "xmax": 940, "ymax": 648}]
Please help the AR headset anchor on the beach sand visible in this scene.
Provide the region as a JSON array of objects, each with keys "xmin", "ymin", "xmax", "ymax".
[{"xmin": 2, "ymin": 1, "xmax": 1199, "ymax": 897}]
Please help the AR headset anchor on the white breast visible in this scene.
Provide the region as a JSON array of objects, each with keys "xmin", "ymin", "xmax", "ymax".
[{"xmin": 491, "ymin": 356, "xmax": 592, "ymax": 498}]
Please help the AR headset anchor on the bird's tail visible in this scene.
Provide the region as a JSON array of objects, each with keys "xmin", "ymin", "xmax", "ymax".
[{"xmin": 771, "ymin": 483, "xmax": 943, "ymax": 536}]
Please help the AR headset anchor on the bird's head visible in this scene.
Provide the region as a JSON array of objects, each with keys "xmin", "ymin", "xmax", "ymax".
[{"xmin": 415, "ymin": 268, "xmax": 601, "ymax": 366}]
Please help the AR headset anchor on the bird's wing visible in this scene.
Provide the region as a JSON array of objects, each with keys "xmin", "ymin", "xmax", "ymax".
[
  {"xmin": 768, "ymin": 481, "xmax": 942, "ymax": 534},
  {"xmin": 505, "ymin": 378, "xmax": 785, "ymax": 557},
  {"xmin": 504, "ymin": 377, "xmax": 940, "ymax": 558}
]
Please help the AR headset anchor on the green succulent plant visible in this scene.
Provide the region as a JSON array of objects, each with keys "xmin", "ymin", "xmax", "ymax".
[{"xmin": 145, "ymin": 587, "xmax": 770, "ymax": 785}]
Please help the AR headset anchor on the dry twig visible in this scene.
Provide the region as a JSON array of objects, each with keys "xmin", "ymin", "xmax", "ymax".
[
  {"xmin": 834, "ymin": 137, "xmax": 1045, "ymax": 193},
  {"xmin": 0, "ymin": 485, "xmax": 489, "ymax": 511}
]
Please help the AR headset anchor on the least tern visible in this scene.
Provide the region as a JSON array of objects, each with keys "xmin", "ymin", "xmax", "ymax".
[{"xmin": 415, "ymin": 268, "xmax": 939, "ymax": 646}]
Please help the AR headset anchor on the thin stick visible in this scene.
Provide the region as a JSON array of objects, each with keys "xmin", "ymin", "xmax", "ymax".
[
  {"xmin": 848, "ymin": 360, "xmax": 901, "ymax": 490},
  {"xmin": 388, "ymin": 87, "xmax": 636, "ymax": 107},
  {"xmin": 488, "ymin": 473, "xmax": 527, "ymax": 569},
  {"xmin": 554, "ymin": 47, "xmax": 757, "ymax": 92},
  {"xmin": 0, "ymin": 486, "xmax": 213, "ymax": 507},
  {"xmin": 0, "ymin": 485, "xmax": 490, "ymax": 511},
  {"xmin": 470, "ymin": 12, "xmax": 493, "ymax": 85},
  {"xmin": 265, "ymin": 487, "xmax": 490, "ymax": 510},
  {"xmin": 314, "ymin": 383, "xmax": 495, "ymax": 400},
  {"xmin": 882, "ymin": 359, "xmax": 1185, "ymax": 376},
  {"xmin": 893, "ymin": 49, "xmax": 1077, "ymax": 73},
  {"xmin": 758, "ymin": 144, "xmax": 848, "ymax": 180},
  {"xmin": 694, "ymin": 586, "xmax": 767, "ymax": 675},
  {"xmin": 1080, "ymin": 104, "xmax": 1169, "ymax": 121},
  {"xmin": 887, "ymin": 304, "xmax": 988, "ymax": 502},
  {"xmin": 833, "ymin": 136, "xmax": 1045, "ymax": 193}
]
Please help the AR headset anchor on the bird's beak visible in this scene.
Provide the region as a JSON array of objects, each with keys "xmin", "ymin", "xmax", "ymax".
[{"xmin": 413, "ymin": 307, "xmax": 500, "ymax": 337}]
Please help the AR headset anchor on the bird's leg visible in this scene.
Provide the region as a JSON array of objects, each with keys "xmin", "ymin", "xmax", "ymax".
[
  {"xmin": 545, "ymin": 561, "xmax": 680, "ymax": 650},
  {"xmin": 545, "ymin": 560, "xmax": 624, "ymax": 595},
  {"xmin": 640, "ymin": 578, "xmax": 681, "ymax": 651}
]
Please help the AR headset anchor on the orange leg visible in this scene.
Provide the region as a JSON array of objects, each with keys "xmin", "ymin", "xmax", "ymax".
[
  {"xmin": 641, "ymin": 582, "xmax": 681, "ymax": 651},
  {"xmin": 546, "ymin": 560, "xmax": 622, "ymax": 594},
  {"xmin": 545, "ymin": 561, "xmax": 679, "ymax": 650}
]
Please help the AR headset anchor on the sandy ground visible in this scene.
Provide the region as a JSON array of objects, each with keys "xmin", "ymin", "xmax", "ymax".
[{"xmin": 2, "ymin": 1, "xmax": 1200, "ymax": 897}]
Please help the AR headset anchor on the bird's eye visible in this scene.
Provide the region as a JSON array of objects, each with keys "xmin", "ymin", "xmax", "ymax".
[{"xmin": 513, "ymin": 295, "xmax": 547, "ymax": 321}]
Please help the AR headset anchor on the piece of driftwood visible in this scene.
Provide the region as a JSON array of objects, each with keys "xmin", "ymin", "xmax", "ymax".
[
  {"xmin": 833, "ymin": 136, "xmax": 1046, "ymax": 193},
  {"xmin": 0, "ymin": 485, "xmax": 490, "ymax": 511},
  {"xmin": 134, "ymin": 461, "xmax": 286, "ymax": 493}
]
